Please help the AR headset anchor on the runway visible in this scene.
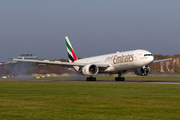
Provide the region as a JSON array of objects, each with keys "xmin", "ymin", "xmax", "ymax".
[{"xmin": 1, "ymin": 78, "xmax": 180, "ymax": 84}]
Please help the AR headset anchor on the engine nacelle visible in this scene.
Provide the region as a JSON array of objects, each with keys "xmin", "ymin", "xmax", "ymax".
[
  {"xmin": 82, "ymin": 64, "xmax": 99, "ymax": 76},
  {"xmin": 134, "ymin": 66, "xmax": 150, "ymax": 76}
]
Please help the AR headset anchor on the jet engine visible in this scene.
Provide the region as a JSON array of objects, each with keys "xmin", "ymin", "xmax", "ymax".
[
  {"xmin": 82, "ymin": 64, "xmax": 99, "ymax": 76},
  {"xmin": 134, "ymin": 66, "xmax": 150, "ymax": 76}
]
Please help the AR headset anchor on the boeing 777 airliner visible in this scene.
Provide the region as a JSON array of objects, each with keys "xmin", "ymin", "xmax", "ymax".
[{"xmin": 12, "ymin": 36, "xmax": 172, "ymax": 81}]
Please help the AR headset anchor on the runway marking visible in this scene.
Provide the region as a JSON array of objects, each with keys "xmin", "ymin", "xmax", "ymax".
[{"xmin": 147, "ymin": 82, "xmax": 180, "ymax": 84}]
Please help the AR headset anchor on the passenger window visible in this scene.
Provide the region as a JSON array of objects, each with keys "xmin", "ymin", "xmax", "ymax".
[{"xmin": 144, "ymin": 54, "xmax": 153, "ymax": 56}]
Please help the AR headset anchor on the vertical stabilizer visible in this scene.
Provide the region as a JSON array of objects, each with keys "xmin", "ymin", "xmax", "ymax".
[{"xmin": 65, "ymin": 36, "xmax": 78, "ymax": 62}]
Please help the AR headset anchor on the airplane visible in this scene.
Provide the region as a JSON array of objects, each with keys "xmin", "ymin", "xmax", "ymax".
[{"xmin": 11, "ymin": 36, "xmax": 172, "ymax": 81}]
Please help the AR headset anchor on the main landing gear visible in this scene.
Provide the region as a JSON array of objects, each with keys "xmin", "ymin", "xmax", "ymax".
[
  {"xmin": 86, "ymin": 72, "xmax": 125, "ymax": 81},
  {"xmin": 86, "ymin": 76, "xmax": 96, "ymax": 81},
  {"xmin": 115, "ymin": 72, "xmax": 125, "ymax": 81}
]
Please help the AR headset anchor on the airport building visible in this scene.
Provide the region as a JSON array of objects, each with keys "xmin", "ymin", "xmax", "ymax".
[{"xmin": 17, "ymin": 54, "xmax": 38, "ymax": 59}]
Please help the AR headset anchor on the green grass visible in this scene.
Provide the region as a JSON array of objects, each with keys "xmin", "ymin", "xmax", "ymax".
[
  {"xmin": 97, "ymin": 76, "xmax": 180, "ymax": 81},
  {"xmin": 0, "ymin": 81, "xmax": 180, "ymax": 119},
  {"xmin": 34, "ymin": 76, "xmax": 180, "ymax": 81}
]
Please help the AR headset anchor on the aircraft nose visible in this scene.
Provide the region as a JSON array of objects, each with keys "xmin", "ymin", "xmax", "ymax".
[
  {"xmin": 151, "ymin": 56, "xmax": 154, "ymax": 63},
  {"xmin": 145, "ymin": 56, "xmax": 154, "ymax": 64}
]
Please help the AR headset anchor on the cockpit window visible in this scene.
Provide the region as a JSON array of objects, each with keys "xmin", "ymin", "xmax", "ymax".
[{"xmin": 144, "ymin": 54, "xmax": 153, "ymax": 56}]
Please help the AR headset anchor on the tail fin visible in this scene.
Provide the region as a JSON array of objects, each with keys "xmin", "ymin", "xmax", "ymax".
[{"xmin": 65, "ymin": 36, "xmax": 78, "ymax": 62}]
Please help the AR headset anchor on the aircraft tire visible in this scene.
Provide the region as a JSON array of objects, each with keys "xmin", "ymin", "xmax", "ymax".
[
  {"xmin": 86, "ymin": 77, "xmax": 96, "ymax": 81},
  {"xmin": 115, "ymin": 77, "xmax": 125, "ymax": 81}
]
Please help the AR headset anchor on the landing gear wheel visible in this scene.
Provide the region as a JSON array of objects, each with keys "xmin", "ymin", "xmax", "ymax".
[
  {"xmin": 115, "ymin": 71, "xmax": 125, "ymax": 81},
  {"xmin": 115, "ymin": 77, "xmax": 125, "ymax": 81},
  {"xmin": 86, "ymin": 77, "xmax": 96, "ymax": 81}
]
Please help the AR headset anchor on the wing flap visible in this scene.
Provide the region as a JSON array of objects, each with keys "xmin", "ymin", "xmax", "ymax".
[
  {"xmin": 11, "ymin": 58, "xmax": 85, "ymax": 67},
  {"xmin": 153, "ymin": 58, "xmax": 172, "ymax": 63},
  {"xmin": 11, "ymin": 58, "xmax": 109, "ymax": 68}
]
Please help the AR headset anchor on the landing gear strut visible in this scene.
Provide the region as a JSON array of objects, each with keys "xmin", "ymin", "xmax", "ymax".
[
  {"xmin": 115, "ymin": 72, "xmax": 125, "ymax": 81},
  {"xmin": 86, "ymin": 76, "xmax": 96, "ymax": 81}
]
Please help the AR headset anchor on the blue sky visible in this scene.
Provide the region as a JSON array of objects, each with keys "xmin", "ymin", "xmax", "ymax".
[{"xmin": 0, "ymin": 0, "xmax": 180, "ymax": 62}]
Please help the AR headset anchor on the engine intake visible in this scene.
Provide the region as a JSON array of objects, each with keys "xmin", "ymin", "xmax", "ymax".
[
  {"xmin": 82, "ymin": 64, "xmax": 99, "ymax": 76},
  {"xmin": 134, "ymin": 66, "xmax": 150, "ymax": 76}
]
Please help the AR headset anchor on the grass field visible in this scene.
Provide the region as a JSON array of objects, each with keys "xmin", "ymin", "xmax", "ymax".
[
  {"xmin": 39, "ymin": 76, "xmax": 180, "ymax": 81},
  {"xmin": 0, "ymin": 80, "xmax": 180, "ymax": 120}
]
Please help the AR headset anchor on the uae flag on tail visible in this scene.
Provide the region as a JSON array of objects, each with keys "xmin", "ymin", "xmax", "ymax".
[{"xmin": 65, "ymin": 36, "xmax": 77, "ymax": 62}]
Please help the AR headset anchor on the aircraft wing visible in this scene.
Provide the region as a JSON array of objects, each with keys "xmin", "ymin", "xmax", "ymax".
[
  {"xmin": 153, "ymin": 58, "xmax": 172, "ymax": 63},
  {"xmin": 11, "ymin": 58, "xmax": 109, "ymax": 68}
]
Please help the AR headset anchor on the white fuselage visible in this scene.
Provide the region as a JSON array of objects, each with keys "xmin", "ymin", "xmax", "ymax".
[{"xmin": 74, "ymin": 49, "xmax": 154, "ymax": 73}]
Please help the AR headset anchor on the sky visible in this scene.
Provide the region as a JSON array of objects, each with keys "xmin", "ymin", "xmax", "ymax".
[{"xmin": 0, "ymin": 0, "xmax": 180, "ymax": 62}]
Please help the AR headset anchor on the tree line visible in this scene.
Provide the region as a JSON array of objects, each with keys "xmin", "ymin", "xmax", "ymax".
[
  {"xmin": 151, "ymin": 54, "xmax": 180, "ymax": 73},
  {"xmin": 0, "ymin": 59, "xmax": 68, "ymax": 76}
]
